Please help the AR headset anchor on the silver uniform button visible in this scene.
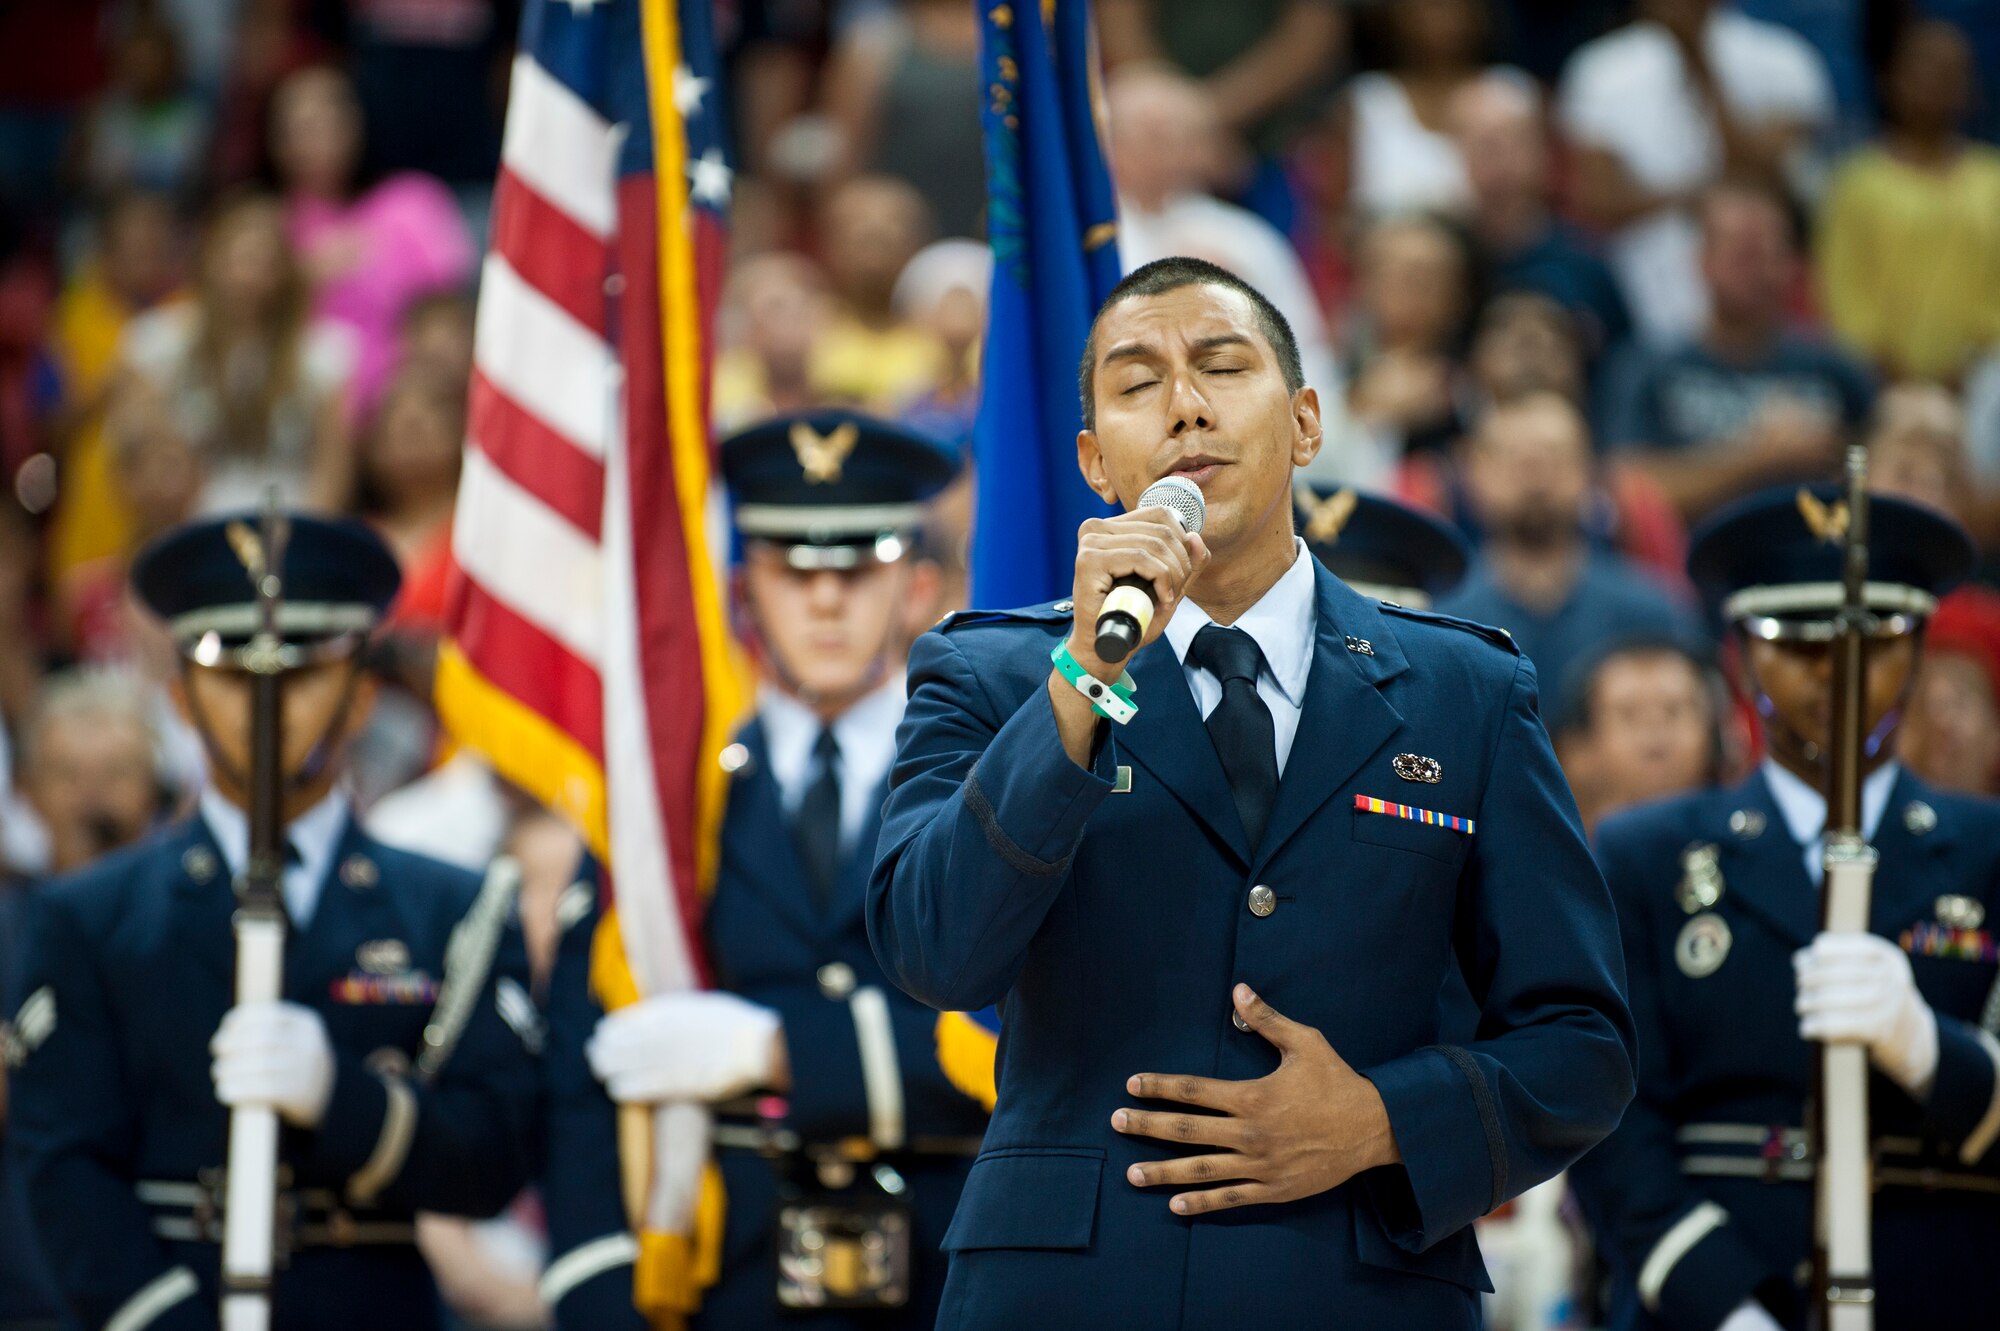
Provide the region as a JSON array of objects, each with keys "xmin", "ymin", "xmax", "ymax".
[
  {"xmin": 1728, "ymin": 809, "xmax": 1766, "ymax": 839},
  {"xmin": 1905, "ymin": 801, "xmax": 1938, "ymax": 835},
  {"xmin": 182, "ymin": 846, "xmax": 218, "ymax": 884},
  {"xmin": 1231, "ymin": 1008, "xmax": 1250, "ymax": 1032},
  {"xmin": 817, "ymin": 962, "xmax": 857, "ymax": 999},
  {"xmin": 1247, "ymin": 885, "xmax": 1276, "ymax": 918},
  {"xmin": 1053, "ymin": 600, "xmax": 1074, "ymax": 613},
  {"xmin": 719, "ymin": 742, "xmax": 752, "ymax": 775},
  {"xmin": 340, "ymin": 855, "xmax": 380, "ymax": 890}
]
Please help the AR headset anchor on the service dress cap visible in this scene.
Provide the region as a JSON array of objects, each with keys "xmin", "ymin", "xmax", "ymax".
[
  {"xmin": 132, "ymin": 511, "xmax": 402, "ymax": 668},
  {"xmin": 1688, "ymin": 484, "xmax": 1973, "ymax": 641},
  {"xmin": 721, "ymin": 411, "xmax": 960, "ymax": 570},
  {"xmin": 1293, "ymin": 483, "xmax": 1470, "ymax": 609}
]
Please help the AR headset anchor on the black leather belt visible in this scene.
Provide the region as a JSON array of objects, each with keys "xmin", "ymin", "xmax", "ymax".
[
  {"xmin": 1675, "ymin": 1123, "xmax": 2000, "ymax": 1195},
  {"xmin": 137, "ymin": 1178, "xmax": 418, "ymax": 1249},
  {"xmin": 710, "ymin": 1119, "xmax": 983, "ymax": 1159},
  {"xmin": 708, "ymin": 1101, "xmax": 982, "ymax": 1159}
]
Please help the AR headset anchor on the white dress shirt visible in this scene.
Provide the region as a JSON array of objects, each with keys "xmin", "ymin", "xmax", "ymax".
[
  {"xmin": 199, "ymin": 785, "xmax": 352, "ymax": 930},
  {"xmin": 1162, "ymin": 538, "xmax": 1318, "ymax": 776},
  {"xmin": 1761, "ymin": 758, "xmax": 1898, "ymax": 887},
  {"xmin": 760, "ymin": 679, "xmax": 906, "ymax": 853}
]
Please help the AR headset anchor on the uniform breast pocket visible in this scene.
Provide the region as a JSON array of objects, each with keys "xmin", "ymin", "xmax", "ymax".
[{"xmin": 1351, "ymin": 806, "xmax": 1472, "ymax": 870}]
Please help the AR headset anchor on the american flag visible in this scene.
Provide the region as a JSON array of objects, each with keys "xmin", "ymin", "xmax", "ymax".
[{"xmin": 436, "ymin": 0, "xmax": 746, "ymax": 1312}]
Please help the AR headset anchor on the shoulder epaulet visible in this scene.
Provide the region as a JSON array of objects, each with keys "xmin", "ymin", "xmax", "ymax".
[
  {"xmin": 932, "ymin": 599, "xmax": 1075, "ymax": 634},
  {"xmin": 1376, "ymin": 602, "xmax": 1520, "ymax": 655}
]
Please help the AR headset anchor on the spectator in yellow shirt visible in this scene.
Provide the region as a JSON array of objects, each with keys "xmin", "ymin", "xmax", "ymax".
[
  {"xmin": 1817, "ymin": 19, "xmax": 2000, "ymax": 383},
  {"xmin": 810, "ymin": 174, "xmax": 947, "ymax": 410},
  {"xmin": 44, "ymin": 191, "xmax": 183, "ymax": 584}
]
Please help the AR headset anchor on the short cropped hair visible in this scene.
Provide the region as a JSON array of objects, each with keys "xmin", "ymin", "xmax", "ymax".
[{"xmin": 1077, "ymin": 256, "xmax": 1304, "ymax": 430}]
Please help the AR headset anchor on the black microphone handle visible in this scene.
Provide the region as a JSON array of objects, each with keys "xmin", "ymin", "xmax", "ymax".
[{"xmin": 1093, "ymin": 573, "xmax": 1155, "ymax": 665}]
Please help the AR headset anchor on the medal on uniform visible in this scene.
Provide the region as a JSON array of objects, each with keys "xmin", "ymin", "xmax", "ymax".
[
  {"xmin": 1676, "ymin": 912, "xmax": 1733, "ymax": 978},
  {"xmin": 1675, "ymin": 843, "xmax": 1725, "ymax": 914}
]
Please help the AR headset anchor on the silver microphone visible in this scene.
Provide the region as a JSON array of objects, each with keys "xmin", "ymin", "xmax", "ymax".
[{"xmin": 1092, "ymin": 475, "xmax": 1207, "ymax": 665}]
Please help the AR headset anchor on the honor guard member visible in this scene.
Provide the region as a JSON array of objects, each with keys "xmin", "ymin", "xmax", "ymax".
[
  {"xmin": 3, "ymin": 514, "xmax": 540, "ymax": 1331},
  {"xmin": 869, "ymin": 257, "xmax": 1635, "ymax": 1330},
  {"xmin": 1570, "ymin": 486, "xmax": 2000, "ymax": 1331},
  {"xmin": 540, "ymin": 413, "xmax": 988, "ymax": 1328}
]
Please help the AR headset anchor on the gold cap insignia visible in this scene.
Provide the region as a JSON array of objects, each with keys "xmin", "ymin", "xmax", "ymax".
[
  {"xmin": 225, "ymin": 521, "xmax": 267, "ymax": 578},
  {"xmin": 1797, "ymin": 489, "xmax": 1849, "ymax": 545},
  {"xmin": 1298, "ymin": 485, "xmax": 1358, "ymax": 547},
  {"xmin": 790, "ymin": 421, "xmax": 860, "ymax": 485}
]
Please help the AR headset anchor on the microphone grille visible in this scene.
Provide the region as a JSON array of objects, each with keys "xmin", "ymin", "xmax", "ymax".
[{"xmin": 1138, "ymin": 475, "xmax": 1206, "ymax": 535}]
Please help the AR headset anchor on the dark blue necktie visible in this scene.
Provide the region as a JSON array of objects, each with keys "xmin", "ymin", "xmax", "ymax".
[
  {"xmin": 1188, "ymin": 624, "xmax": 1279, "ymax": 849},
  {"xmin": 793, "ymin": 728, "xmax": 843, "ymax": 913}
]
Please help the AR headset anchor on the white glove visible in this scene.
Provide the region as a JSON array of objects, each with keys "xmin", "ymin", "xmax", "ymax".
[
  {"xmin": 585, "ymin": 991, "xmax": 782, "ymax": 1105},
  {"xmin": 1794, "ymin": 932, "xmax": 1939, "ymax": 1095},
  {"xmin": 1717, "ymin": 1299, "xmax": 1785, "ymax": 1331},
  {"xmin": 210, "ymin": 1001, "xmax": 337, "ymax": 1128}
]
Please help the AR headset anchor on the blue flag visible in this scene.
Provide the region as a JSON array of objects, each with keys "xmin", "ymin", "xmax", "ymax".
[{"xmin": 972, "ymin": 0, "xmax": 1123, "ymax": 607}]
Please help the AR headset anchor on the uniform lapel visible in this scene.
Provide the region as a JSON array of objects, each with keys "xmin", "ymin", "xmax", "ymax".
[
  {"xmin": 1716, "ymin": 771, "xmax": 1820, "ymax": 948},
  {"xmin": 1116, "ymin": 631, "xmax": 1252, "ymax": 865},
  {"xmin": 719, "ymin": 720, "xmax": 826, "ymax": 943},
  {"xmin": 826, "ymin": 778, "xmax": 887, "ymax": 937},
  {"xmin": 1866, "ymin": 768, "xmax": 1956, "ymax": 937},
  {"xmin": 1255, "ymin": 566, "xmax": 1408, "ymax": 868},
  {"xmin": 287, "ymin": 818, "xmax": 399, "ymax": 1004},
  {"xmin": 171, "ymin": 817, "xmax": 240, "ymax": 990}
]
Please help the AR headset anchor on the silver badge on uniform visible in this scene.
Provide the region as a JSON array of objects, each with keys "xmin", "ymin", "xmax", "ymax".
[
  {"xmin": 3, "ymin": 986, "xmax": 55, "ymax": 1068},
  {"xmin": 496, "ymin": 977, "xmax": 544, "ymax": 1054},
  {"xmin": 1904, "ymin": 801, "xmax": 1939, "ymax": 836},
  {"xmin": 1675, "ymin": 913, "xmax": 1733, "ymax": 978},
  {"xmin": 357, "ymin": 939, "xmax": 412, "ymax": 975},
  {"xmin": 1392, "ymin": 753, "xmax": 1443, "ymax": 784},
  {"xmin": 182, "ymin": 846, "xmax": 219, "ymax": 884},
  {"xmin": 1676, "ymin": 843, "xmax": 1725, "ymax": 914},
  {"xmin": 1936, "ymin": 894, "xmax": 1986, "ymax": 931}
]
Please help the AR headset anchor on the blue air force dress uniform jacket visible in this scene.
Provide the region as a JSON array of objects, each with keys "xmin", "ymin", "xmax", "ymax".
[
  {"xmin": 4, "ymin": 815, "xmax": 540, "ymax": 1331},
  {"xmin": 540, "ymin": 718, "xmax": 990, "ymax": 1330},
  {"xmin": 1574, "ymin": 768, "xmax": 2000, "ymax": 1331},
  {"xmin": 868, "ymin": 559, "xmax": 1637, "ymax": 1331}
]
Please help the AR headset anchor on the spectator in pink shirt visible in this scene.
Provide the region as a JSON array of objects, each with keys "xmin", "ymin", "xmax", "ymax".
[{"xmin": 270, "ymin": 64, "xmax": 474, "ymax": 412}]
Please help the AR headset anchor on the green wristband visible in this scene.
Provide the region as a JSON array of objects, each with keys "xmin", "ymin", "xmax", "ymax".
[{"xmin": 1050, "ymin": 639, "xmax": 1138, "ymax": 724}]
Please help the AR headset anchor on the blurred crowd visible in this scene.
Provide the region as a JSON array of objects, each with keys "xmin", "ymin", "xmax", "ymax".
[{"xmin": 6, "ymin": 0, "xmax": 2000, "ymax": 1326}]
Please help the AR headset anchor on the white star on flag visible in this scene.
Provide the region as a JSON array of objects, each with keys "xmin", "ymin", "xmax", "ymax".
[
  {"xmin": 688, "ymin": 147, "xmax": 733, "ymax": 206},
  {"xmin": 673, "ymin": 64, "xmax": 711, "ymax": 117}
]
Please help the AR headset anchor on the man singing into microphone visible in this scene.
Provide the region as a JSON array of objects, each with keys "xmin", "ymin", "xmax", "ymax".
[{"xmin": 868, "ymin": 257, "xmax": 1636, "ymax": 1328}]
